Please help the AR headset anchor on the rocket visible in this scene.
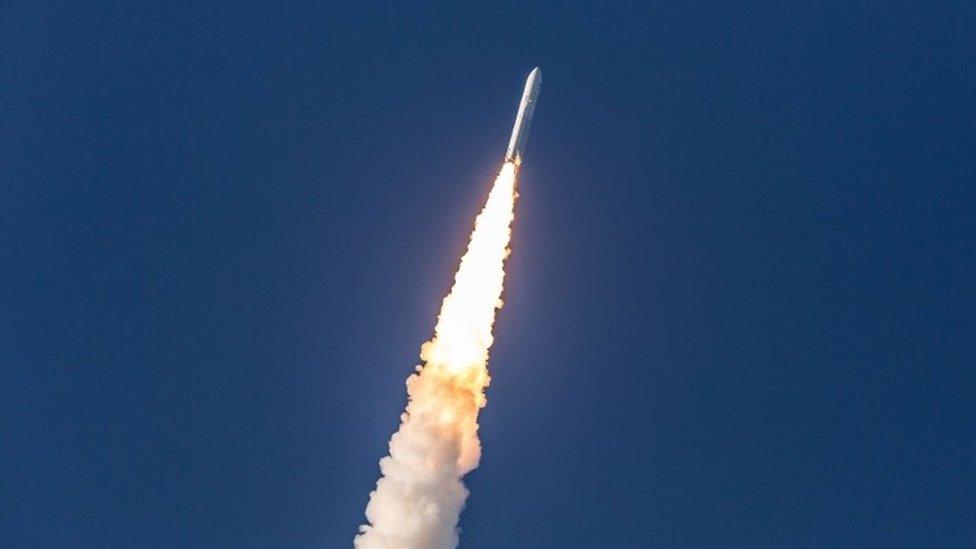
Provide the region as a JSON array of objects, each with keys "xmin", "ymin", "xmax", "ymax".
[{"xmin": 505, "ymin": 67, "xmax": 542, "ymax": 166}]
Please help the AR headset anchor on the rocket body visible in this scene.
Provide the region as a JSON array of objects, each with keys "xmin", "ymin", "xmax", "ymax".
[{"xmin": 505, "ymin": 67, "xmax": 542, "ymax": 166}]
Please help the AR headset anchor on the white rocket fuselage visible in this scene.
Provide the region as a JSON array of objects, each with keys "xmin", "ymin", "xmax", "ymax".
[{"xmin": 505, "ymin": 67, "xmax": 542, "ymax": 166}]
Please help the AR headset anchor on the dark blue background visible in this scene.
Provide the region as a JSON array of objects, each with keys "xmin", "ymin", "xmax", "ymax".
[{"xmin": 3, "ymin": 2, "xmax": 973, "ymax": 547}]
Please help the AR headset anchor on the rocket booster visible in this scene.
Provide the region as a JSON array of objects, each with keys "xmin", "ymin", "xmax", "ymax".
[{"xmin": 505, "ymin": 67, "xmax": 542, "ymax": 166}]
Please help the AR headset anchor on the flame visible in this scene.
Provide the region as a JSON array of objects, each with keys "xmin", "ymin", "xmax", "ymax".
[{"xmin": 355, "ymin": 162, "xmax": 519, "ymax": 548}]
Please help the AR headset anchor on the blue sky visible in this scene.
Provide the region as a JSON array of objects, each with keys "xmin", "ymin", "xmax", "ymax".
[{"xmin": 3, "ymin": 2, "xmax": 973, "ymax": 547}]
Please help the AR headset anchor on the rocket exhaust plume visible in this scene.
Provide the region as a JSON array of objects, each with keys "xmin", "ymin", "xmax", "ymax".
[
  {"xmin": 355, "ymin": 69, "xmax": 540, "ymax": 549},
  {"xmin": 355, "ymin": 163, "xmax": 516, "ymax": 549}
]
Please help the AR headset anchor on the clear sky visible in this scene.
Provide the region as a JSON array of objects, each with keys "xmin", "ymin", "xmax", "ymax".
[{"xmin": 3, "ymin": 2, "xmax": 973, "ymax": 547}]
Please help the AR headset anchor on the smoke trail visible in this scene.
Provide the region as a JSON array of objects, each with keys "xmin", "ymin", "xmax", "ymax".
[{"xmin": 355, "ymin": 162, "xmax": 519, "ymax": 549}]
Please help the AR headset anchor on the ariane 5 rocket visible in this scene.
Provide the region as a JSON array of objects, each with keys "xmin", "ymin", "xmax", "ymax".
[{"xmin": 505, "ymin": 67, "xmax": 542, "ymax": 166}]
